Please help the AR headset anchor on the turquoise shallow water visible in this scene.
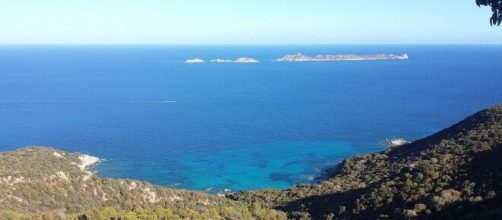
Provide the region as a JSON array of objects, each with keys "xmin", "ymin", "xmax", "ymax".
[
  {"xmin": 184, "ymin": 141, "xmax": 355, "ymax": 191},
  {"xmin": 0, "ymin": 45, "xmax": 501, "ymax": 192}
]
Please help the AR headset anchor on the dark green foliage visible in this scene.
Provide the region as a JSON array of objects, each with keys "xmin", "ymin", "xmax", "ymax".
[
  {"xmin": 230, "ymin": 105, "xmax": 502, "ymax": 219},
  {"xmin": 477, "ymin": 0, "xmax": 502, "ymax": 25}
]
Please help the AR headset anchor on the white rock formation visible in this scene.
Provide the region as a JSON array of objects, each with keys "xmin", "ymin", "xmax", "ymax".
[
  {"xmin": 234, "ymin": 57, "xmax": 259, "ymax": 63},
  {"xmin": 56, "ymin": 171, "xmax": 70, "ymax": 182},
  {"xmin": 210, "ymin": 59, "xmax": 233, "ymax": 63},
  {"xmin": 77, "ymin": 154, "xmax": 100, "ymax": 171},
  {"xmin": 185, "ymin": 58, "xmax": 205, "ymax": 63},
  {"xmin": 276, "ymin": 53, "xmax": 409, "ymax": 62},
  {"xmin": 387, "ymin": 138, "xmax": 408, "ymax": 148}
]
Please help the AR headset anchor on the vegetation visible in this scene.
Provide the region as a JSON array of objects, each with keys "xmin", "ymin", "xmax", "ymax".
[
  {"xmin": 477, "ymin": 0, "xmax": 502, "ymax": 25},
  {"xmin": 0, "ymin": 204, "xmax": 287, "ymax": 220},
  {"xmin": 0, "ymin": 147, "xmax": 286, "ymax": 219},
  {"xmin": 230, "ymin": 105, "xmax": 502, "ymax": 219},
  {"xmin": 1, "ymin": 105, "xmax": 501, "ymax": 219}
]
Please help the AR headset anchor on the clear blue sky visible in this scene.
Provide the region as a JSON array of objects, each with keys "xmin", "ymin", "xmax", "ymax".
[{"xmin": 1, "ymin": 0, "xmax": 501, "ymax": 44}]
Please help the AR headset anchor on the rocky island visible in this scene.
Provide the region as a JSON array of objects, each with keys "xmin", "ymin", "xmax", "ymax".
[
  {"xmin": 210, "ymin": 59, "xmax": 233, "ymax": 63},
  {"xmin": 234, "ymin": 57, "xmax": 259, "ymax": 63},
  {"xmin": 276, "ymin": 53, "xmax": 409, "ymax": 62},
  {"xmin": 209, "ymin": 57, "xmax": 260, "ymax": 63},
  {"xmin": 186, "ymin": 57, "xmax": 260, "ymax": 64},
  {"xmin": 1, "ymin": 105, "xmax": 501, "ymax": 219},
  {"xmin": 185, "ymin": 58, "xmax": 205, "ymax": 63}
]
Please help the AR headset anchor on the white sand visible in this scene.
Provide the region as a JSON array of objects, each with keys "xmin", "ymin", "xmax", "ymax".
[{"xmin": 77, "ymin": 154, "xmax": 100, "ymax": 171}]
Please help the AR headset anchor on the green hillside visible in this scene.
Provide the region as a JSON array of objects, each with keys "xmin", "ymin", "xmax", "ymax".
[
  {"xmin": 0, "ymin": 147, "xmax": 286, "ymax": 219},
  {"xmin": 230, "ymin": 105, "xmax": 502, "ymax": 219},
  {"xmin": 1, "ymin": 105, "xmax": 501, "ymax": 219}
]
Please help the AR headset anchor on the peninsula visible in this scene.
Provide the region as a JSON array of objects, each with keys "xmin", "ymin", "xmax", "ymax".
[
  {"xmin": 276, "ymin": 53, "xmax": 409, "ymax": 62},
  {"xmin": 209, "ymin": 57, "xmax": 259, "ymax": 63},
  {"xmin": 231, "ymin": 105, "xmax": 502, "ymax": 219},
  {"xmin": 1, "ymin": 105, "xmax": 501, "ymax": 219}
]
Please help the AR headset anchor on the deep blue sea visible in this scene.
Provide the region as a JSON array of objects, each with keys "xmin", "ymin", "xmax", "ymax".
[{"xmin": 0, "ymin": 45, "xmax": 501, "ymax": 192}]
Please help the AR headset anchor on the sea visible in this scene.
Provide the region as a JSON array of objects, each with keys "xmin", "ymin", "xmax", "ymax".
[{"xmin": 0, "ymin": 45, "xmax": 501, "ymax": 193}]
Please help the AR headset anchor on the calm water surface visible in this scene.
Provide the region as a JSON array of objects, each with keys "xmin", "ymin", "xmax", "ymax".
[{"xmin": 0, "ymin": 45, "xmax": 501, "ymax": 192}]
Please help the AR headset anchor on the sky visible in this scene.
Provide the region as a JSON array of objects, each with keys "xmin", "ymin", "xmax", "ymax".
[{"xmin": 0, "ymin": 0, "xmax": 501, "ymax": 44}]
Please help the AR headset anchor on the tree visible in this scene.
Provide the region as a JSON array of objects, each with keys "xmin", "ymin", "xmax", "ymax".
[{"xmin": 477, "ymin": 0, "xmax": 502, "ymax": 25}]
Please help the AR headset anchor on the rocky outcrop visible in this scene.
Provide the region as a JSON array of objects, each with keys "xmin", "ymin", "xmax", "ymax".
[
  {"xmin": 276, "ymin": 53, "xmax": 409, "ymax": 62},
  {"xmin": 185, "ymin": 58, "xmax": 205, "ymax": 63}
]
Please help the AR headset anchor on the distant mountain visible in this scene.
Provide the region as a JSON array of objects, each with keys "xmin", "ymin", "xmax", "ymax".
[
  {"xmin": 230, "ymin": 105, "xmax": 502, "ymax": 219},
  {"xmin": 276, "ymin": 53, "xmax": 409, "ymax": 62}
]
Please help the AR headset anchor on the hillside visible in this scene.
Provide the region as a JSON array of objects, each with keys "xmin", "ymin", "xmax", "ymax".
[
  {"xmin": 0, "ymin": 147, "xmax": 286, "ymax": 219},
  {"xmin": 230, "ymin": 105, "xmax": 502, "ymax": 219},
  {"xmin": 1, "ymin": 105, "xmax": 501, "ymax": 219}
]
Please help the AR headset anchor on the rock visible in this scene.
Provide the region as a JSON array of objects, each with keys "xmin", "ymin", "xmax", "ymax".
[
  {"xmin": 234, "ymin": 57, "xmax": 259, "ymax": 63},
  {"xmin": 185, "ymin": 58, "xmax": 205, "ymax": 63},
  {"xmin": 276, "ymin": 53, "xmax": 409, "ymax": 62},
  {"xmin": 210, "ymin": 59, "xmax": 233, "ymax": 63},
  {"xmin": 386, "ymin": 138, "xmax": 408, "ymax": 148}
]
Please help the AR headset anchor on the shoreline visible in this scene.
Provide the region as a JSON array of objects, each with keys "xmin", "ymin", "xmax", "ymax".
[
  {"xmin": 1, "ymin": 105, "xmax": 500, "ymax": 219},
  {"xmin": 0, "ymin": 144, "xmax": 378, "ymax": 195}
]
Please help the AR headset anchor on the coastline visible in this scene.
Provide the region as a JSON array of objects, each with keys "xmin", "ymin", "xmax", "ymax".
[
  {"xmin": 79, "ymin": 142, "xmax": 360, "ymax": 195},
  {"xmin": 1, "ymin": 105, "xmax": 501, "ymax": 219}
]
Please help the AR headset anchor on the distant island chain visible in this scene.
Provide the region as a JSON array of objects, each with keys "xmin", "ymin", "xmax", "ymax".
[
  {"xmin": 186, "ymin": 53, "xmax": 409, "ymax": 63},
  {"xmin": 186, "ymin": 57, "xmax": 259, "ymax": 63}
]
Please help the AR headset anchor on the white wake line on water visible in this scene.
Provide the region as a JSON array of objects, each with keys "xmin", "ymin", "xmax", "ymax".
[
  {"xmin": 110, "ymin": 100, "xmax": 177, "ymax": 103},
  {"xmin": 0, "ymin": 100, "xmax": 177, "ymax": 104}
]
